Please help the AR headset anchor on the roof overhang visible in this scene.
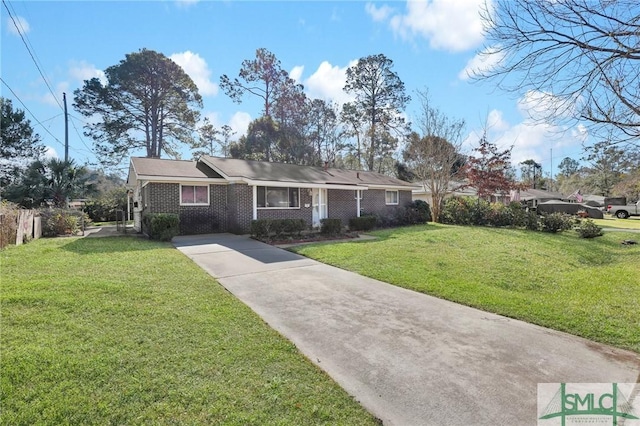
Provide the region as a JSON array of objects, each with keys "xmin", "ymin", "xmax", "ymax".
[
  {"xmin": 133, "ymin": 175, "xmax": 228, "ymax": 184},
  {"xmin": 243, "ymin": 179, "xmax": 369, "ymax": 190}
]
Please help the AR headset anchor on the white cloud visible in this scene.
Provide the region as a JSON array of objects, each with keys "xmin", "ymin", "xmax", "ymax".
[
  {"xmin": 290, "ymin": 65, "xmax": 304, "ymax": 84},
  {"xmin": 228, "ymin": 111, "xmax": 251, "ymax": 136},
  {"xmin": 365, "ymin": 2, "xmax": 394, "ymax": 22},
  {"xmin": 42, "ymin": 81, "xmax": 70, "ymax": 107},
  {"xmin": 201, "ymin": 111, "xmax": 222, "ymax": 128},
  {"xmin": 517, "ymin": 90, "xmax": 575, "ymax": 121},
  {"xmin": 303, "ymin": 60, "xmax": 357, "ymax": 105},
  {"xmin": 199, "ymin": 111, "xmax": 250, "ymax": 138},
  {"xmin": 44, "ymin": 146, "xmax": 58, "ymax": 159},
  {"xmin": 373, "ymin": 0, "xmax": 488, "ymax": 52},
  {"xmin": 464, "ymin": 94, "xmax": 587, "ymax": 168},
  {"xmin": 6, "ymin": 16, "xmax": 30, "ymax": 36},
  {"xmin": 69, "ymin": 60, "xmax": 107, "ymax": 85},
  {"xmin": 169, "ymin": 51, "xmax": 218, "ymax": 97},
  {"xmin": 486, "ymin": 109, "xmax": 509, "ymax": 132},
  {"xmin": 458, "ymin": 46, "xmax": 504, "ymax": 81}
]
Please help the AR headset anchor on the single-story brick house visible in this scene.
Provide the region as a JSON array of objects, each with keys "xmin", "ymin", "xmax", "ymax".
[{"xmin": 127, "ymin": 156, "xmax": 419, "ymax": 235}]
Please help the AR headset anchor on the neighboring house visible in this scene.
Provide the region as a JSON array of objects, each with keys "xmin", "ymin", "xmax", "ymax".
[
  {"xmin": 412, "ymin": 181, "xmax": 478, "ymax": 204},
  {"xmin": 126, "ymin": 156, "xmax": 418, "ymax": 235},
  {"xmin": 517, "ymin": 188, "xmax": 566, "ymax": 208},
  {"xmin": 413, "ymin": 184, "xmax": 571, "ymax": 208}
]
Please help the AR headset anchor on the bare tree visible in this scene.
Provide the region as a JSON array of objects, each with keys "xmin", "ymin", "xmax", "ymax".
[
  {"xmin": 403, "ymin": 89, "xmax": 465, "ymax": 222},
  {"xmin": 474, "ymin": 0, "xmax": 640, "ymax": 146}
]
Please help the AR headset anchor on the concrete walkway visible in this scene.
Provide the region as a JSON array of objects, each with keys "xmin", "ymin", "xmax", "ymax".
[{"xmin": 173, "ymin": 234, "xmax": 640, "ymax": 426}]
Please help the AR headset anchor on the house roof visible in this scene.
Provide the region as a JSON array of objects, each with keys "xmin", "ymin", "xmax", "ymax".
[
  {"xmin": 128, "ymin": 156, "xmax": 417, "ymax": 189},
  {"xmin": 200, "ymin": 156, "xmax": 416, "ymax": 189},
  {"xmin": 412, "ymin": 180, "xmax": 477, "ymax": 196},
  {"xmin": 130, "ymin": 157, "xmax": 218, "ymax": 179},
  {"xmin": 518, "ymin": 188, "xmax": 565, "ymax": 201}
]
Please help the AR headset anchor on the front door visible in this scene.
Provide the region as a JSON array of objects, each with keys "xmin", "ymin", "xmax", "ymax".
[{"xmin": 312, "ymin": 188, "xmax": 327, "ymax": 228}]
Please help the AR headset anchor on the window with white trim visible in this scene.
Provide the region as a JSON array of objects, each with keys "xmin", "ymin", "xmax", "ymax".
[
  {"xmin": 257, "ymin": 186, "xmax": 300, "ymax": 208},
  {"xmin": 385, "ymin": 190, "xmax": 399, "ymax": 205},
  {"xmin": 180, "ymin": 185, "xmax": 209, "ymax": 205},
  {"xmin": 354, "ymin": 190, "xmax": 363, "ymax": 200}
]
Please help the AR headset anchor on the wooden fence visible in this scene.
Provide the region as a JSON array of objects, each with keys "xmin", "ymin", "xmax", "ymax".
[{"xmin": 0, "ymin": 209, "xmax": 41, "ymax": 249}]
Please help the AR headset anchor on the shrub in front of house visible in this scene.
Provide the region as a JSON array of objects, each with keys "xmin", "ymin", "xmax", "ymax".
[
  {"xmin": 349, "ymin": 215, "xmax": 377, "ymax": 231},
  {"xmin": 398, "ymin": 200, "xmax": 432, "ymax": 225},
  {"xmin": 320, "ymin": 218, "xmax": 343, "ymax": 236},
  {"xmin": 576, "ymin": 219, "xmax": 604, "ymax": 239},
  {"xmin": 282, "ymin": 219, "xmax": 307, "ymax": 236},
  {"xmin": 144, "ymin": 213, "xmax": 180, "ymax": 241},
  {"xmin": 250, "ymin": 219, "xmax": 307, "ymax": 241},
  {"xmin": 441, "ymin": 197, "xmax": 474, "ymax": 225},
  {"xmin": 539, "ymin": 212, "xmax": 573, "ymax": 233},
  {"xmin": 487, "ymin": 202, "xmax": 514, "ymax": 227},
  {"xmin": 507, "ymin": 202, "xmax": 528, "ymax": 228},
  {"xmin": 525, "ymin": 210, "xmax": 540, "ymax": 231},
  {"xmin": 470, "ymin": 198, "xmax": 491, "ymax": 226}
]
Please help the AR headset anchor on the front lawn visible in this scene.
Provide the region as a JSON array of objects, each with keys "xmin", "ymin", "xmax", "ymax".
[
  {"xmin": 292, "ymin": 224, "xmax": 640, "ymax": 353},
  {"xmin": 1, "ymin": 237, "xmax": 379, "ymax": 425},
  {"xmin": 593, "ymin": 216, "xmax": 640, "ymax": 230}
]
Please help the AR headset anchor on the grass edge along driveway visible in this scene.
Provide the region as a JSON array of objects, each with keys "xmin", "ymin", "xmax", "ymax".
[
  {"xmin": 293, "ymin": 224, "xmax": 640, "ymax": 354},
  {"xmin": 1, "ymin": 237, "xmax": 380, "ymax": 425}
]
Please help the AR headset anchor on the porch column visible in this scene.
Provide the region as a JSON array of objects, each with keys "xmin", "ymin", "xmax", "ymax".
[
  {"xmin": 356, "ymin": 190, "xmax": 361, "ymax": 217},
  {"xmin": 252, "ymin": 185, "xmax": 257, "ymax": 220}
]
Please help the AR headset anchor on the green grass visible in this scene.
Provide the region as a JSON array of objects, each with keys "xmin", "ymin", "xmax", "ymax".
[
  {"xmin": 593, "ymin": 216, "xmax": 640, "ymax": 230},
  {"xmin": 1, "ymin": 237, "xmax": 379, "ymax": 425},
  {"xmin": 292, "ymin": 224, "xmax": 640, "ymax": 353}
]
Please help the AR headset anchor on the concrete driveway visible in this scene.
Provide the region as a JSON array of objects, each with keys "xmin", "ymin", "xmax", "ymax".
[{"xmin": 173, "ymin": 234, "xmax": 640, "ymax": 426}]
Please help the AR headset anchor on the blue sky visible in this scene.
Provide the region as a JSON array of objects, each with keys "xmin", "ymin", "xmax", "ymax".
[{"xmin": 1, "ymin": 0, "xmax": 590, "ymax": 177}]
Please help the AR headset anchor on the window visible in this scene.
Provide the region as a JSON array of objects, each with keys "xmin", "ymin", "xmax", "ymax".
[
  {"xmin": 385, "ymin": 190, "xmax": 399, "ymax": 205},
  {"xmin": 181, "ymin": 185, "xmax": 209, "ymax": 205},
  {"xmin": 257, "ymin": 186, "xmax": 300, "ymax": 208},
  {"xmin": 354, "ymin": 190, "xmax": 363, "ymax": 200}
]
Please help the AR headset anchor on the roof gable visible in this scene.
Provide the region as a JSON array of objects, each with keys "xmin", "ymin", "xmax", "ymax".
[{"xmin": 130, "ymin": 157, "xmax": 222, "ymax": 180}]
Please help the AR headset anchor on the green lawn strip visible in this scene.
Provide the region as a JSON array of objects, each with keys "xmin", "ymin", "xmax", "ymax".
[
  {"xmin": 592, "ymin": 217, "xmax": 640, "ymax": 230},
  {"xmin": 292, "ymin": 224, "xmax": 640, "ymax": 353},
  {"xmin": 1, "ymin": 237, "xmax": 379, "ymax": 425}
]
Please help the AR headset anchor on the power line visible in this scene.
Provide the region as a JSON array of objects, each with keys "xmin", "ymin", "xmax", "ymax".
[
  {"xmin": 1, "ymin": 77, "xmax": 64, "ymax": 147},
  {"xmin": 2, "ymin": 0, "xmax": 63, "ymax": 111},
  {"xmin": 68, "ymin": 113, "xmax": 97, "ymax": 154}
]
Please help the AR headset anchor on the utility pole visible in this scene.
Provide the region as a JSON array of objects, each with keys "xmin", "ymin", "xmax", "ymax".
[{"xmin": 63, "ymin": 92, "xmax": 69, "ymax": 162}]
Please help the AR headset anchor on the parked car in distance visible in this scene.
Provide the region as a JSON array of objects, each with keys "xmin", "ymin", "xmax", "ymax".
[{"xmin": 607, "ymin": 201, "xmax": 640, "ymax": 219}]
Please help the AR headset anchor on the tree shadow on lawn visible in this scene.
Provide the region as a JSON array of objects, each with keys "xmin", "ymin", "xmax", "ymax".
[{"xmin": 62, "ymin": 235, "xmax": 168, "ymax": 255}]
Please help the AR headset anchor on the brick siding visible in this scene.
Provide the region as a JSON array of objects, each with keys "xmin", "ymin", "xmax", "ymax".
[
  {"xmin": 227, "ymin": 183, "xmax": 253, "ymax": 234},
  {"xmin": 143, "ymin": 183, "xmax": 227, "ymax": 235},
  {"xmin": 327, "ymin": 189, "xmax": 359, "ymax": 225},
  {"xmin": 143, "ymin": 182, "xmax": 413, "ymax": 235},
  {"xmin": 361, "ymin": 189, "xmax": 412, "ymax": 218},
  {"xmin": 257, "ymin": 188, "xmax": 313, "ymax": 226}
]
